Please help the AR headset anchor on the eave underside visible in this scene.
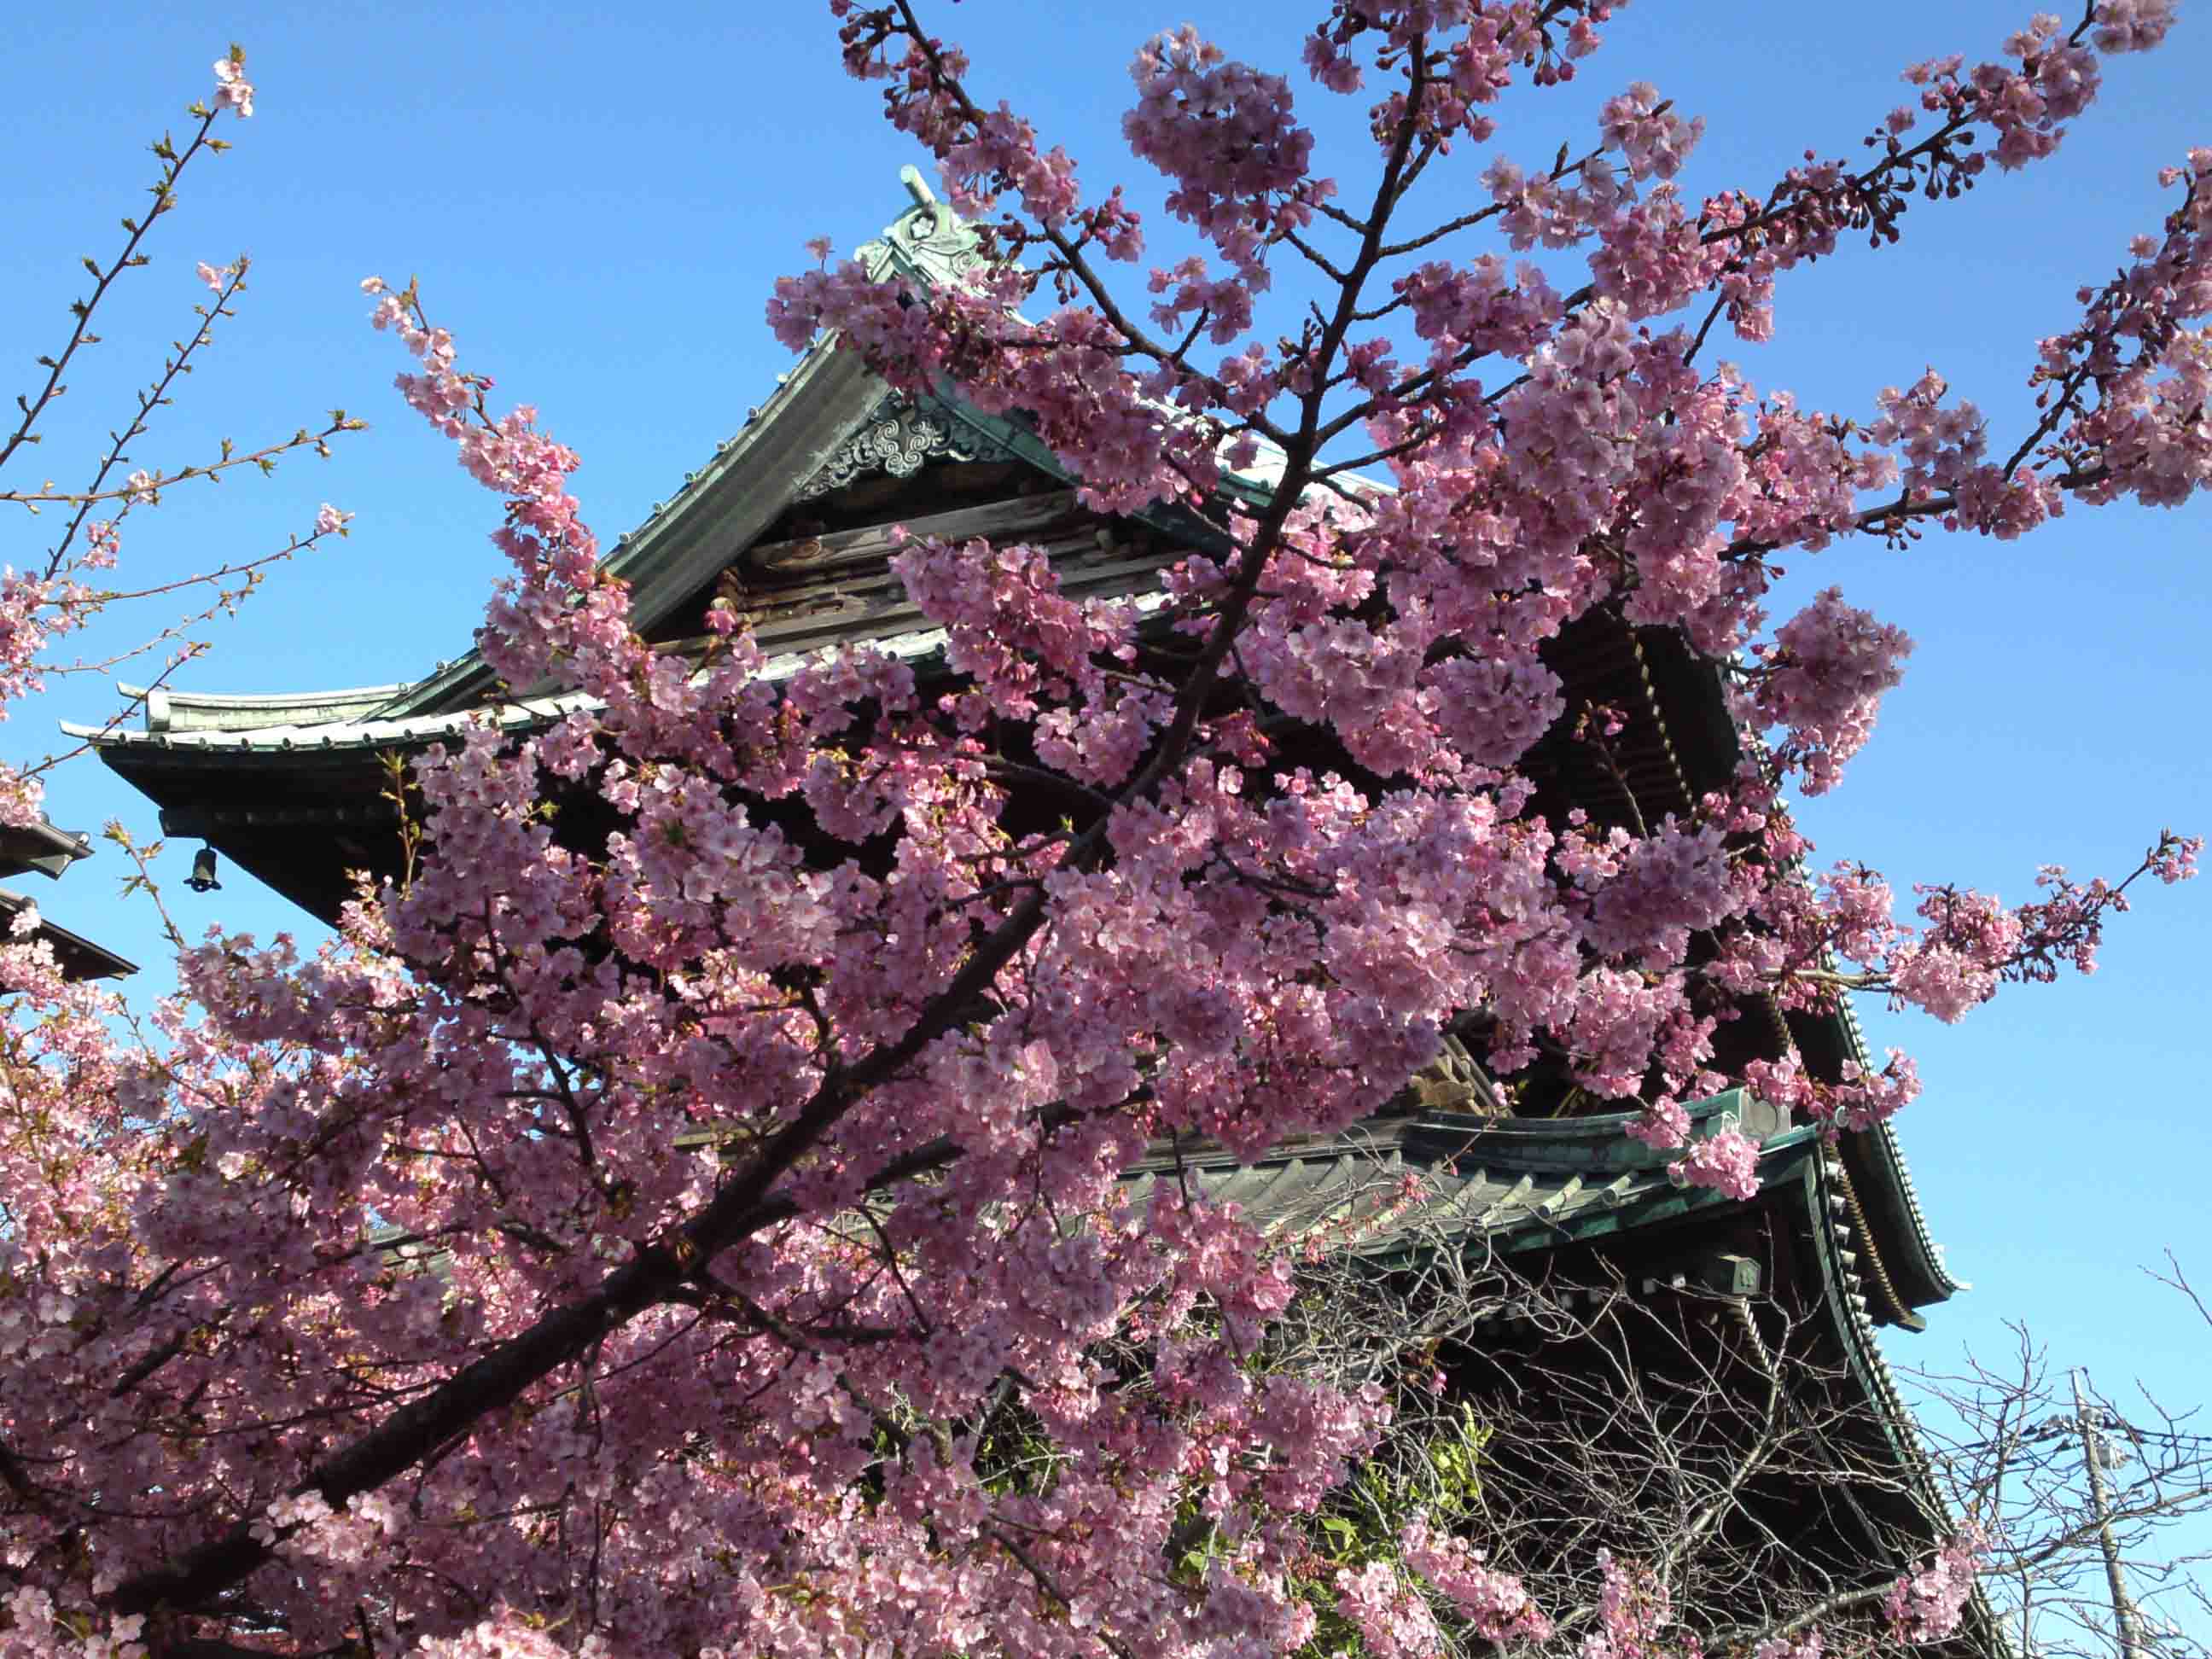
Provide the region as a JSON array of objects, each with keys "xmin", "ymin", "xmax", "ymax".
[
  {"xmin": 1165, "ymin": 1099, "xmax": 1982, "ymax": 1648},
  {"xmin": 0, "ymin": 891, "xmax": 137, "ymax": 981},
  {"xmin": 102, "ymin": 742, "xmax": 411, "ymax": 923}
]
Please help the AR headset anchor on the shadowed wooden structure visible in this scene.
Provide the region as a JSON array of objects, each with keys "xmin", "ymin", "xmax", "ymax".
[{"xmin": 0, "ymin": 817, "xmax": 135, "ymax": 983}]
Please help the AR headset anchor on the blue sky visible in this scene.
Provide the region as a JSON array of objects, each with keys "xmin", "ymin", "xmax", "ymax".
[{"xmin": 6, "ymin": 0, "xmax": 2210, "ymax": 1621}]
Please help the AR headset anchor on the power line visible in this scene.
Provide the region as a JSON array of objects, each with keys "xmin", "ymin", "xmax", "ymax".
[{"xmin": 1946, "ymin": 1416, "xmax": 2212, "ymax": 1458}]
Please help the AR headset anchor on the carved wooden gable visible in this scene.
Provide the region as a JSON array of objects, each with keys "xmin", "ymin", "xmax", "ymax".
[{"xmin": 640, "ymin": 396, "xmax": 1190, "ymax": 667}]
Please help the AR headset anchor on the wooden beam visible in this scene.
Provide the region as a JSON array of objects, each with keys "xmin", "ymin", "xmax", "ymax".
[{"xmin": 747, "ymin": 489, "xmax": 1085, "ymax": 576}]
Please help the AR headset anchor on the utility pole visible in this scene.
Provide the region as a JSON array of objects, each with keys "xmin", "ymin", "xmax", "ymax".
[{"xmin": 2074, "ymin": 1368, "xmax": 2146, "ymax": 1659}]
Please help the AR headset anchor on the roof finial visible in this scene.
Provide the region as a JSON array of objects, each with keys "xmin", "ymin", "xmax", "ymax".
[{"xmin": 899, "ymin": 164, "xmax": 937, "ymax": 209}]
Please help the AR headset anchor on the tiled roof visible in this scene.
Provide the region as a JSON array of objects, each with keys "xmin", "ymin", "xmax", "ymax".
[
  {"xmin": 63, "ymin": 595, "xmax": 1174, "ymax": 758},
  {"xmin": 1126, "ymin": 1091, "xmax": 1807, "ymax": 1262}
]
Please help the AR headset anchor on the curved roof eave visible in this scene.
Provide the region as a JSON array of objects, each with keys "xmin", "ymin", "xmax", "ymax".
[
  {"xmin": 79, "ymin": 171, "xmax": 1291, "ymax": 744},
  {"xmin": 1833, "ymin": 993, "xmax": 1972, "ymax": 1305},
  {"xmin": 371, "ymin": 167, "xmax": 1016, "ymax": 725}
]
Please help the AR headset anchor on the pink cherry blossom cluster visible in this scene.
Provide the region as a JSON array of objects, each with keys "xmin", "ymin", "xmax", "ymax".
[
  {"xmin": 2150, "ymin": 830, "xmax": 2204, "ymax": 883},
  {"xmin": 1124, "ymin": 27, "xmax": 1324, "ymax": 284},
  {"xmin": 2028, "ymin": 144, "xmax": 2212, "ymax": 512},
  {"xmin": 1746, "ymin": 587, "xmax": 1914, "ymax": 797},
  {"xmin": 0, "ymin": 557, "xmax": 114, "ymax": 826},
  {"xmin": 1426, "ymin": 649, "xmax": 1568, "ymax": 770},
  {"xmin": 1590, "ymin": 188, "xmax": 1728, "ymax": 320},
  {"xmin": 1300, "ymin": 1, "xmax": 1610, "ymax": 137},
  {"xmin": 1598, "ymin": 81, "xmax": 1703, "ymax": 182},
  {"xmin": 1743, "ymin": 1048, "xmax": 1916, "ymax": 1136},
  {"xmin": 1336, "ymin": 1558, "xmax": 1451, "ymax": 1659},
  {"xmin": 1884, "ymin": 1529, "xmax": 1985, "ymax": 1642},
  {"xmin": 211, "ymin": 49, "xmax": 253, "ymax": 118},
  {"xmin": 1686, "ymin": 9, "xmax": 2182, "ymax": 358},
  {"xmin": 1869, "ymin": 370, "xmax": 1988, "ymax": 497},
  {"xmin": 1582, "ymin": 1551, "xmax": 1674, "ymax": 1659},
  {"xmin": 1620, "ymin": 1094, "xmax": 1763, "ymax": 1201},
  {"xmin": 830, "ymin": 4, "xmax": 1152, "ymax": 264},
  {"xmin": 1394, "ymin": 255, "xmax": 1563, "ymax": 371},
  {"xmin": 891, "ymin": 533, "xmax": 1138, "ymax": 721},
  {"xmin": 2091, "ymin": 0, "xmax": 2178, "ymax": 52},
  {"xmin": 1721, "ymin": 822, "xmax": 2197, "ymax": 1048},
  {"xmin": 364, "ymin": 277, "xmax": 641, "ymax": 700},
  {"xmin": 1400, "ymin": 1516, "xmax": 1555, "ymax": 1644},
  {"xmin": 1668, "ymin": 1124, "xmax": 1762, "ymax": 1202},
  {"xmin": 1904, "ymin": 16, "xmax": 2098, "ymax": 174},
  {"xmin": 1886, "ymin": 886, "xmax": 2023, "ymax": 1023},
  {"xmin": 1481, "ymin": 151, "xmax": 1631, "ymax": 254}
]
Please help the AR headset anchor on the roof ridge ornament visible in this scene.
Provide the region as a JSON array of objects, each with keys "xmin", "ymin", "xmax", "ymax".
[{"xmin": 857, "ymin": 166, "xmax": 985, "ymax": 289}]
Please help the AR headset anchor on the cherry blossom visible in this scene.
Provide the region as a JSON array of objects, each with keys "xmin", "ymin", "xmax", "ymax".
[
  {"xmin": 1746, "ymin": 587, "xmax": 1914, "ymax": 796},
  {"xmin": 0, "ymin": 12, "xmax": 2203, "ymax": 1658},
  {"xmin": 211, "ymin": 50, "xmax": 254, "ymax": 118},
  {"xmin": 1401, "ymin": 1516, "xmax": 1555, "ymax": 1644},
  {"xmin": 1884, "ymin": 1530, "xmax": 1986, "ymax": 1642}
]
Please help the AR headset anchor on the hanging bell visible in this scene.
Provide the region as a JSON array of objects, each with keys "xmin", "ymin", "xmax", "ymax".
[{"xmin": 185, "ymin": 846, "xmax": 222, "ymax": 893}]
